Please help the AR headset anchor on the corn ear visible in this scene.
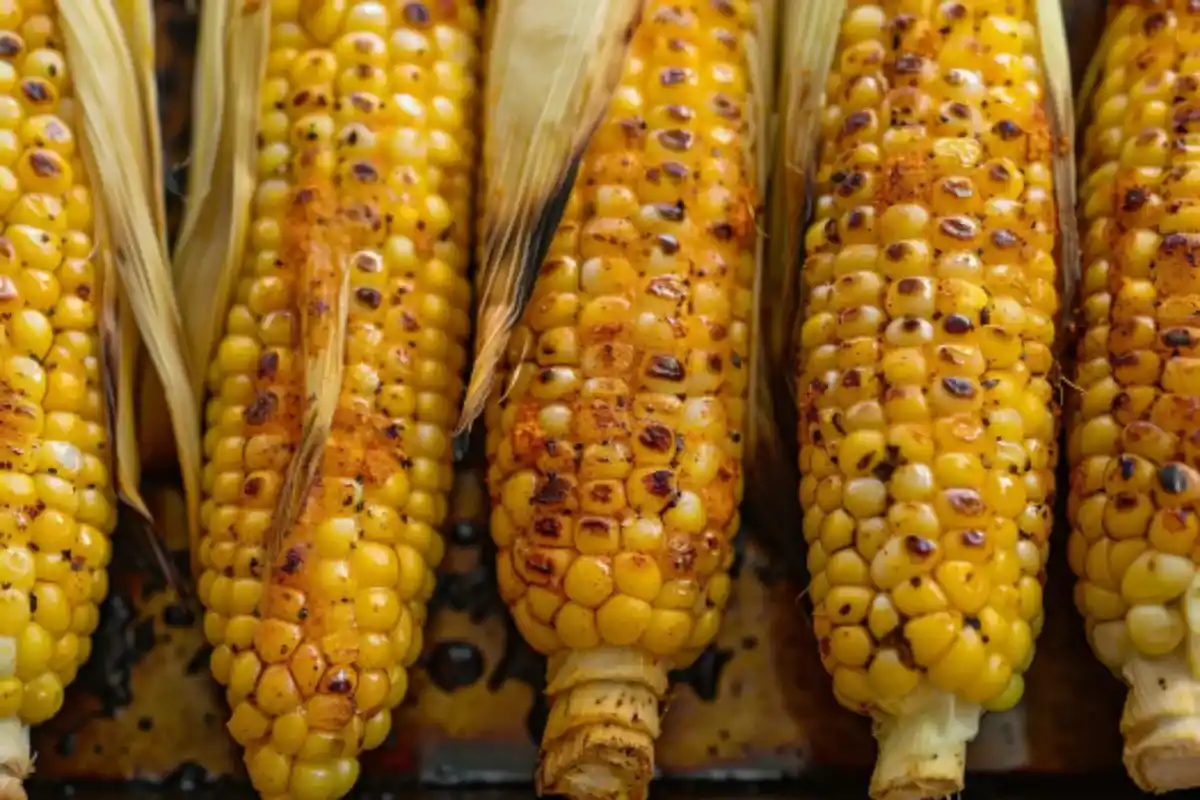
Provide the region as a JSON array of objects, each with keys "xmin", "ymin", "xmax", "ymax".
[
  {"xmin": 791, "ymin": 2, "xmax": 1075, "ymax": 798},
  {"xmin": 459, "ymin": 0, "xmax": 644, "ymax": 433}
]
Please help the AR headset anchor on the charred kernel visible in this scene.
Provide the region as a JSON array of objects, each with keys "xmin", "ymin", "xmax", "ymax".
[
  {"xmin": 660, "ymin": 67, "xmax": 690, "ymax": 86},
  {"xmin": 646, "ymin": 355, "xmax": 685, "ymax": 381},
  {"xmin": 947, "ymin": 102, "xmax": 970, "ymax": 119},
  {"xmin": 643, "ymin": 470, "xmax": 674, "ymax": 497},
  {"xmin": 943, "ymin": 314, "xmax": 973, "ymax": 334},
  {"xmin": 532, "ymin": 474, "xmax": 571, "ymax": 505},
  {"xmin": 657, "ymin": 234, "xmax": 681, "ymax": 254},
  {"xmin": 941, "ymin": 377, "xmax": 975, "ymax": 398},
  {"xmin": 257, "ymin": 351, "xmax": 280, "ymax": 378},
  {"xmin": 993, "ymin": 120, "xmax": 1023, "ymax": 140},
  {"xmin": 961, "ymin": 530, "xmax": 986, "ymax": 547},
  {"xmin": 847, "ymin": 210, "xmax": 867, "ymax": 229},
  {"xmin": 712, "ymin": 94, "xmax": 740, "ymax": 119},
  {"xmin": 662, "ymin": 162, "xmax": 689, "ymax": 179},
  {"xmin": 1120, "ymin": 456, "xmax": 1136, "ymax": 480},
  {"xmin": 0, "ymin": 35, "xmax": 21, "ymax": 58},
  {"xmin": 939, "ymin": 218, "xmax": 975, "ymax": 240},
  {"xmin": 886, "ymin": 242, "xmax": 909, "ymax": 261},
  {"xmin": 281, "ymin": 547, "xmax": 303, "ymax": 575},
  {"xmin": 947, "ymin": 489, "xmax": 984, "ymax": 515},
  {"xmin": 992, "ymin": 229, "xmax": 1020, "ymax": 248},
  {"xmin": 1165, "ymin": 329, "xmax": 1193, "ymax": 347},
  {"xmin": 402, "ymin": 2, "xmax": 430, "ymax": 24},
  {"xmin": 1145, "ymin": 11, "xmax": 1168, "ymax": 35},
  {"xmin": 1123, "ymin": 188, "xmax": 1148, "ymax": 212},
  {"xmin": 895, "ymin": 54, "xmax": 924, "ymax": 74},
  {"xmin": 897, "ymin": 278, "xmax": 923, "ymax": 295},
  {"xmin": 988, "ymin": 164, "xmax": 1010, "ymax": 182},
  {"xmin": 1160, "ymin": 464, "xmax": 1189, "ymax": 494},
  {"xmin": 658, "ymin": 129, "xmax": 693, "ymax": 151},
  {"xmin": 942, "ymin": 178, "xmax": 973, "ymax": 199},
  {"xmin": 843, "ymin": 111, "xmax": 872, "ymax": 134},
  {"xmin": 711, "ymin": 222, "xmax": 735, "ymax": 240},
  {"xmin": 29, "ymin": 152, "xmax": 60, "ymax": 179},
  {"xmin": 639, "ymin": 425, "xmax": 673, "ymax": 452},
  {"xmin": 654, "ymin": 202, "xmax": 685, "ymax": 222},
  {"xmin": 244, "ymin": 392, "xmax": 279, "ymax": 425},
  {"xmin": 905, "ymin": 536, "xmax": 936, "ymax": 557},
  {"xmin": 355, "ymin": 288, "xmax": 383, "ymax": 309},
  {"xmin": 20, "ymin": 80, "xmax": 51, "ymax": 104}
]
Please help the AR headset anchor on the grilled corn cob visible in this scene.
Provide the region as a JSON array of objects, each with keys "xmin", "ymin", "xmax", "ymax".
[
  {"xmin": 483, "ymin": 2, "xmax": 760, "ymax": 797},
  {"xmin": 1070, "ymin": 1, "xmax": 1200, "ymax": 791},
  {"xmin": 796, "ymin": 2, "xmax": 1062, "ymax": 797},
  {"xmin": 195, "ymin": 2, "xmax": 478, "ymax": 798},
  {"xmin": 0, "ymin": 3, "xmax": 138, "ymax": 796}
]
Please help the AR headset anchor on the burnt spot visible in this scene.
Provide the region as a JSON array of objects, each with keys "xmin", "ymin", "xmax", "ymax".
[
  {"xmin": 646, "ymin": 354, "xmax": 685, "ymax": 381},
  {"xmin": 654, "ymin": 202, "xmax": 686, "ymax": 222},
  {"xmin": 1165, "ymin": 329, "xmax": 1193, "ymax": 347},
  {"xmin": 904, "ymin": 536, "xmax": 935, "ymax": 557},
  {"xmin": 643, "ymin": 470, "xmax": 674, "ymax": 498},
  {"xmin": 941, "ymin": 178, "xmax": 973, "ymax": 199},
  {"xmin": 532, "ymin": 474, "xmax": 571, "ymax": 505},
  {"xmin": 946, "ymin": 489, "xmax": 985, "ymax": 516},
  {"xmin": 939, "ymin": 217, "xmax": 975, "ymax": 240},
  {"xmin": 711, "ymin": 222, "xmax": 735, "ymax": 240},
  {"xmin": 660, "ymin": 67, "xmax": 690, "ymax": 86},
  {"xmin": 1159, "ymin": 464, "xmax": 1189, "ymax": 495},
  {"xmin": 665, "ymin": 105, "xmax": 693, "ymax": 122},
  {"xmin": 639, "ymin": 424, "xmax": 674, "ymax": 452},
  {"xmin": 837, "ymin": 172, "xmax": 867, "ymax": 197},
  {"xmin": 988, "ymin": 163, "xmax": 1011, "ymax": 182},
  {"xmin": 842, "ymin": 370, "xmax": 862, "ymax": 388},
  {"xmin": 658, "ymin": 129, "xmax": 693, "ymax": 151},
  {"xmin": 658, "ymin": 234, "xmax": 680, "ymax": 254},
  {"xmin": 281, "ymin": 547, "xmax": 303, "ymax": 575},
  {"xmin": 351, "ymin": 162, "xmax": 379, "ymax": 182},
  {"xmin": 0, "ymin": 35, "xmax": 22, "ymax": 58},
  {"xmin": 894, "ymin": 54, "xmax": 924, "ymax": 74},
  {"xmin": 992, "ymin": 120, "xmax": 1023, "ymax": 140},
  {"xmin": 943, "ymin": 314, "xmax": 973, "ymax": 334},
  {"xmin": 533, "ymin": 517, "xmax": 561, "ymax": 539},
  {"xmin": 897, "ymin": 277, "xmax": 923, "ymax": 295},
  {"xmin": 1144, "ymin": 11, "xmax": 1168, "ymax": 36},
  {"xmin": 355, "ymin": 287, "xmax": 383, "ymax": 309},
  {"xmin": 589, "ymin": 484, "xmax": 614, "ymax": 504},
  {"xmin": 961, "ymin": 530, "xmax": 985, "ymax": 547},
  {"xmin": 991, "ymin": 229, "xmax": 1020, "ymax": 248},
  {"xmin": 712, "ymin": 0, "xmax": 736, "ymax": 15},
  {"xmin": 243, "ymin": 391, "xmax": 278, "ymax": 425},
  {"xmin": 327, "ymin": 673, "xmax": 353, "ymax": 693},
  {"xmin": 712, "ymin": 94, "xmax": 740, "ymax": 120},
  {"xmin": 29, "ymin": 151, "xmax": 60, "ymax": 179},
  {"xmin": 1123, "ymin": 188, "xmax": 1149, "ymax": 212},
  {"xmin": 402, "ymin": 2, "xmax": 431, "ymax": 25},
  {"xmin": 941, "ymin": 377, "xmax": 975, "ymax": 399},
  {"xmin": 20, "ymin": 79, "xmax": 51, "ymax": 105},
  {"xmin": 886, "ymin": 242, "xmax": 910, "ymax": 261},
  {"xmin": 1119, "ymin": 455, "xmax": 1136, "ymax": 480},
  {"xmin": 843, "ymin": 111, "xmax": 872, "ymax": 135},
  {"xmin": 847, "ymin": 210, "xmax": 867, "ymax": 229},
  {"xmin": 946, "ymin": 102, "xmax": 970, "ymax": 119},
  {"xmin": 662, "ymin": 161, "xmax": 689, "ymax": 180}
]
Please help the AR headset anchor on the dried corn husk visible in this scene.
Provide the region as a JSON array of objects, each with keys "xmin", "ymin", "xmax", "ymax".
[
  {"xmin": 458, "ymin": 0, "xmax": 645, "ymax": 432},
  {"xmin": 170, "ymin": 0, "xmax": 269, "ymax": 565},
  {"xmin": 1036, "ymin": 0, "xmax": 1079, "ymax": 348},
  {"xmin": 60, "ymin": 1, "xmax": 202, "ymax": 576}
]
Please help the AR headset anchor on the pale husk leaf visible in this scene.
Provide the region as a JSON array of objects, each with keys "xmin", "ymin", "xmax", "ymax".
[
  {"xmin": 264, "ymin": 194, "xmax": 352, "ymax": 581},
  {"xmin": 1036, "ymin": 0, "xmax": 1080, "ymax": 349},
  {"xmin": 458, "ymin": 0, "xmax": 645, "ymax": 433},
  {"xmin": 767, "ymin": 0, "xmax": 844, "ymax": 403},
  {"xmin": 60, "ymin": 1, "xmax": 203, "ymax": 571},
  {"xmin": 743, "ymin": 0, "xmax": 801, "ymax": 542},
  {"xmin": 172, "ymin": 1, "xmax": 267, "ymax": 412}
]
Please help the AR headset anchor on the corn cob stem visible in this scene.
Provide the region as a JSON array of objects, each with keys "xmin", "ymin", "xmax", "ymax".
[
  {"xmin": 538, "ymin": 647, "xmax": 668, "ymax": 800},
  {"xmin": 870, "ymin": 689, "xmax": 981, "ymax": 800},
  {"xmin": 0, "ymin": 722, "xmax": 29, "ymax": 800},
  {"xmin": 1121, "ymin": 653, "xmax": 1200, "ymax": 793}
]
